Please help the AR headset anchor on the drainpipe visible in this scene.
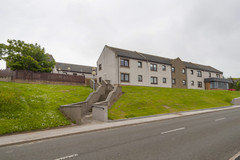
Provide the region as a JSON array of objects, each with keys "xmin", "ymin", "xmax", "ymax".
[{"xmin": 118, "ymin": 56, "xmax": 119, "ymax": 86}]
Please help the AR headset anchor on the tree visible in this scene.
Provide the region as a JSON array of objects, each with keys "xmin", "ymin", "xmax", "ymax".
[{"xmin": 0, "ymin": 39, "xmax": 55, "ymax": 72}]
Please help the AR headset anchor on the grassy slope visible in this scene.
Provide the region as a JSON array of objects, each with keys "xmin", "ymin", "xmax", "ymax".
[
  {"xmin": 109, "ymin": 86, "xmax": 240, "ymax": 120},
  {"xmin": 0, "ymin": 82, "xmax": 92, "ymax": 135}
]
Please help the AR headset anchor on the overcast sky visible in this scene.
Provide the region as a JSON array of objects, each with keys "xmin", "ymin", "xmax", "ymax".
[{"xmin": 0, "ymin": 0, "xmax": 239, "ymax": 77}]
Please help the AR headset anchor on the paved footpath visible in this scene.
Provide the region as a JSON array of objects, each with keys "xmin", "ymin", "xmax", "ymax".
[{"xmin": 1, "ymin": 105, "xmax": 240, "ymax": 147}]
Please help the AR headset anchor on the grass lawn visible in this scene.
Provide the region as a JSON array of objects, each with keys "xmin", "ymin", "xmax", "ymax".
[
  {"xmin": 109, "ymin": 86, "xmax": 240, "ymax": 120},
  {"xmin": 0, "ymin": 81, "xmax": 92, "ymax": 135}
]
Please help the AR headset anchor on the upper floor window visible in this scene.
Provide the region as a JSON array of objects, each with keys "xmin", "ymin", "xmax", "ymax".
[
  {"xmin": 191, "ymin": 70, "xmax": 194, "ymax": 75},
  {"xmin": 150, "ymin": 76, "xmax": 158, "ymax": 84},
  {"xmin": 150, "ymin": 63, "xmax": 157, "ymax": 71},
  {"xmin": 216, "ymin": 74, "xmax": 220, "ymax": 78},
  {"xmin": 209, "ymin": 72, "xmax": 211, "ymax": 78},
  {"xmin": 183, "ymin": 80, "xmax": 186, "ymax": 85},
  {"xmin": 163, "ymin": 78, "xmax": 166, "ymax": 83},
  {"xmin": 138, "ymin": 75, "xmax": 142, "ymax": 82},
  {"xmin": 182, "ymin": 68, "xmax": 186, "ymax": 74},
  {"xmin": 138, "ymin": 61, "xmax": 142, "ymax": 68},
  {"xmin": 198, "ymin": 81, "xmax": 203, "ymax": 88},
  {"xmin": 73, "ymin": 73, "xmax": 77, "ymax": 76},
  {"xmin": 172, "ymin": 67, "xmax": 175, "ymax": 72},
  {"xmin": 197, "ymin": 71, "xmax": 202, "ymax": 77},
  {"xmin": 120, "ymin": 59, "xmax": 129, "ymax": 67},
  {"xmin": 99, "ymin": 64, "xmax": 102, "ymax": 71},
  {"xmin": 162, "ymin": 65, "xmax": 166, "ymax": 71},
  {"xmin": 121, "ymin": 73, "xmax": 129, "ymax": 82}
]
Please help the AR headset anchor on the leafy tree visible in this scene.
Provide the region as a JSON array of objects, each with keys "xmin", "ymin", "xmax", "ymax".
[{"xmin": 0, "ymin": 39, "xmax": 55, "ymax": 72}]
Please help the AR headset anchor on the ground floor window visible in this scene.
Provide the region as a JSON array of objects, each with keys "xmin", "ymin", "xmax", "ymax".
[
  {"xmin": 151, "ymin": 76, "xmax": 158, "ymax": 84},
  {"xmin": 163, "ymin": 78, "xmax": 166, "ymax": 83},
  {"xmin": 198, "ymin": 81, "xmax": 203, "ymax": 88},
  {"xmin": 138, "ymin": 75, "xmax": 142, "ymax": 82},
  {"xmin": 191, "ymin": 81, "xmax": 194, "ymax": 86},
  {"xmin": 172, "ymin": 79, "xmax": 176, "ymax": 84},
  {"xmin": 121, "ymin": 73, "xmax": 129, "ymax": 82},
  {"xmin": 210, "ymin": 82, "xmax": 229, "ymax": 89},
  {"xmin": 183, "ymin": 80, "xmax": 186, "ymax": 85}
]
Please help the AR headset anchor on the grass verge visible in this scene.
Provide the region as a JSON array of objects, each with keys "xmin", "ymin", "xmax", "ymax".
[
  {"xmin": 0, "ymin": 81, "xmax": 92, "ymax": 135},
  {"xmin": 109, "ymin": 86, "xmax": 240, "ymax": 120}
]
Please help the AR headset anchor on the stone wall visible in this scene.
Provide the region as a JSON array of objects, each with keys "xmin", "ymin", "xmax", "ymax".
[{"xmin": 171, "ymin": 58, "xmax": 187, "ymax": 89}]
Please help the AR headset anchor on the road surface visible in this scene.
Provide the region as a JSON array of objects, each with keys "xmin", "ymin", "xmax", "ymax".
[{"xmin": 1, "ymin": 107, "xmax": 240, "ymax": 160}]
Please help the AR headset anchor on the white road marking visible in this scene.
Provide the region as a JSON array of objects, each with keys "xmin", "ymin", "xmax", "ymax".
[
  {"xmin": 215, "ymin": 117, "xmax": 226, "ymax": 122},
  {"xmin": 229, "ymin": 151, "xmax": 240, "ymax": 160},
  {"xmin": 54, "ymin": 154, "xmax": 79, "ymax": 160},
  {"xmin": 161, "ymin": 127, "xmax": 185, "ymax": 135}
]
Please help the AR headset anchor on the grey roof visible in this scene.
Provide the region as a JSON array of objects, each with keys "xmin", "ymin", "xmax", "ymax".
[
  {"xmin": 107, "ymin": 46, "xmax": 172, "ymax": 65},
  {"xmin": 106, "ymin": 45, "xmax": 223, "ymax": 74},
  {"xmin": 56, "ymin": 62, "xmax": 95, "ymax": 74},
  {"xmin": 184, "ymin": 62, "xmax": 223, "ymax": 74},
  {"xmin": 204, "ymin": 78, "xmax": 233, "ymax": 83}
]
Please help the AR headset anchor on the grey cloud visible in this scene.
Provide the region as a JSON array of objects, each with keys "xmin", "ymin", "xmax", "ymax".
[{"xmin": 0, "ymin": 0, "xmax": 239, "ymax": 77}]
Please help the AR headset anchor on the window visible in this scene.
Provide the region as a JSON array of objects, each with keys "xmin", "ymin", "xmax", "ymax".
[
  {"xmin": 172, "ymin": 79, "xmax": 176, "ymax": 84},
  {"xmin": 73, "ymin": 73, "xmax": 77, "ymax": 76},
  {"xmin": 197, "ymin": 71, "xmax": 202, "ymax": 77},
  {"xmin": 99, "ymin": 77, "xmax": 102, "ymax": 83},
  {"xmin": 150, "ymin": 77, "xmax": 158, "ymax": 84},
  {"xmin": 182, "ymin": 68, "xmax": 186, "ymax": 74},
  {"xmin": 121, "ymin": 73, "xmax": 129, "ymax": 82},
  {"xmin": 138, "ymin": 75, "xmax": 142, "ymax": 82},
  {"xmin": 198, "ymin": 81, "xmax": 203, "ymax": 88},
  {"xmin": 120, "ymin": 59, "xmax": 129, "ymax": 67},
  {"xmin": 183, "ymin": 80, "xmax": 186, "ymax": 85},
  {"xmin": 150, "ymin": 63, "xmax": 157, "ymax": 71},
  {"xmin": 216, "ymin": 74, "xmax": 220, "ymax": 78},
  {"xmin": 191, "ymin": 70, "xmax": 194, "ymax": 75},
  {"xmin": 191, "ymin": 81, "xmax": 194, "ymax": 86},
  {"xmin": 172, "ymin": 67, "xmax": 175, "ymax": 72},
  {"xmin": 162, "ymin": 65, "xmax": 166, "ymax": 71},
  {"xmin": 209, "ymin": 72, "xmax": 211, "ymax": 78},
  {"xmin": 163, "ymin": 78, "xmax": 166, "ymax": 83},
  {"xmin": 138, "ymin": 61, "xmax": 142, "ymax": 68},
  {"xmin": 99, "ymin": 64, "xmax": 102, "ymax": 71}
]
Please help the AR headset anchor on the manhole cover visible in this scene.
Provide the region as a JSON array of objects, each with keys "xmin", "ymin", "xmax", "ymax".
[{"xmin": 235, "ymin": 155, "xmax": 240, "ymax": 160}]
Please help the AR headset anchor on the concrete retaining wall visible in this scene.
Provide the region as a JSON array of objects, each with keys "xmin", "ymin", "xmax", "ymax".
[
  {"xmin": 231, "ymin": 97, "xmax": 240, "ymax": 105},
  {"xmin": 60, "ymin": 80, "xmax": 114, "ymax": 124},
  {"xmin": 92, "ymin": 85, "xmax": 122, "ymax": 122},
  {"xmin": 60, "ymin": 105, "xmax": 82, "ymax": 124},
  {"xmin": 92, "ymin": 104, "xmax": 108, "ymax": 122}
]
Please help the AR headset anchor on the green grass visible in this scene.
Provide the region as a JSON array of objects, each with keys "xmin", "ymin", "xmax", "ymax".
[
  {"xmin": 109, "ymin": 86, "xmax": 240, "ymax": 120},
  {"xmin": 0, "ymin": 81, "xmax": 92, "ymax": 135}
]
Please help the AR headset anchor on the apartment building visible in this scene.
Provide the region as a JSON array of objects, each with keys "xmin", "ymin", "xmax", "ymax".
[
  {"xmin": 52, "ymin": 62, "xmax": 95, "ymax": 79},
  {"xmin": 97, "ymin": 45, "xmax": 231, "ymax": 90}
]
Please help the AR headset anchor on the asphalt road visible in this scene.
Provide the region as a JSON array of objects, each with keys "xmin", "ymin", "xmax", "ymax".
[{"xmin": 1, "ymin": 108, "xmax": 240, "ymax": 160}]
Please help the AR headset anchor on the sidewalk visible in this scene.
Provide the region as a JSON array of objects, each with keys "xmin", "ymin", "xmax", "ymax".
[{"xmin": 1, "ymin": 105, "xmax": 240, "ymax": 147}]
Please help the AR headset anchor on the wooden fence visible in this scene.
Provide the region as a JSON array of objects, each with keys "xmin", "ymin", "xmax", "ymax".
[{"xmin": 0, "ymin": 69, "xmax": 85, "ymax": 84}]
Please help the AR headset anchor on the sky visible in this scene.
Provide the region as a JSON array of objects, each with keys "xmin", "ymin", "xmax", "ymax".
[{"xmin": 0, "ymin": 0, "xmax": 239, "ymax": 77}]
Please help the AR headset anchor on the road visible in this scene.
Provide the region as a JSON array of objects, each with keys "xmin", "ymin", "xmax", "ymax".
[{"xmin": 1, "ymin": 108, "xmax": 240, "ymax": 160}]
